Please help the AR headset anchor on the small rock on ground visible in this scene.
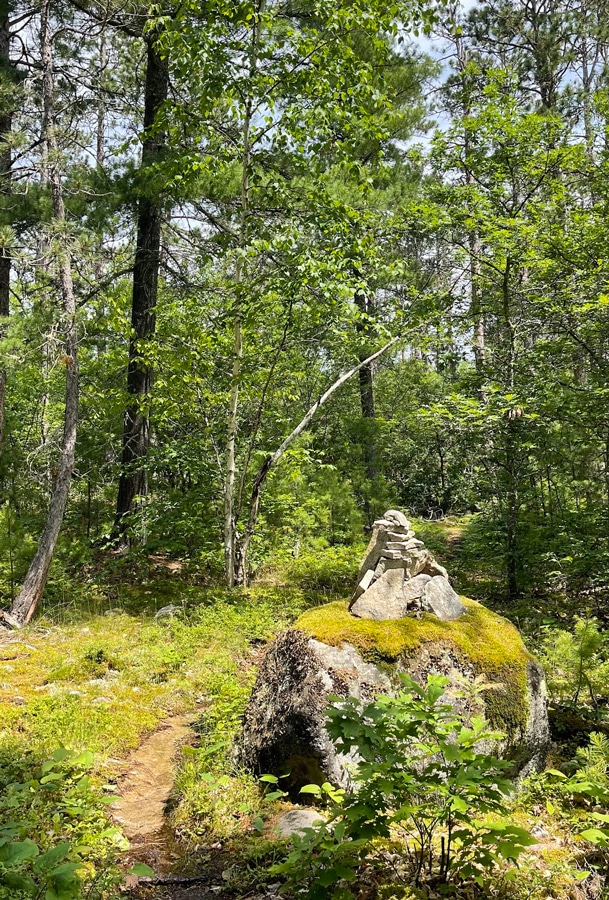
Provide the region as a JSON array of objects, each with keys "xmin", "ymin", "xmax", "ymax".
[{"xmin": 275, "ymin": 809, "xmax": 326, "ymax": 838}]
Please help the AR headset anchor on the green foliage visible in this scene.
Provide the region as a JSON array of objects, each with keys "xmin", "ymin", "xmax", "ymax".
[
  {"xmin": 272, "ymin": 675, "xmax": 534, "ymax": 897},
  {"xmin": 519, "ymin": 731, "xmax": 609, "ymax": 880},
  {"xmin": 280, "ymin": 544, "xmax": 363, "ymax": 597},
  {"xmin": 0, "ymin": 748, "xmax": 125, "ymax": 900},
  {"xmin": 172, "ymin": 763, "xmax": 263, "ymax": 845},
  {"xmin": 574, "ymin": 732, "xmax": 609, "ymax": 788},
  {"xmin": 539, "ymin": 619, "xmax": 609, "ymax": 712}
]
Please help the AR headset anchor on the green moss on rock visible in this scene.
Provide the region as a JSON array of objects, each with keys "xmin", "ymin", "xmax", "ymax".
[{"xmin": 295, "ymin": 598, "xmax": 534, "ymax": 732}]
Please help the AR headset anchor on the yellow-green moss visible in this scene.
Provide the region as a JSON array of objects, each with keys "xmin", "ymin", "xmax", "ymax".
[{"xmin": 295, "ymin": 598, "xmax": 534, "ymax": 733}]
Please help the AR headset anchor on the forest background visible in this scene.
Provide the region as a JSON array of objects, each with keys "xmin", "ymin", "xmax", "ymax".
[
  {"xmin": 3, "ymin": 0, "xmax": 609, "ymax": 619},
  {"xmin": 2, "ymin": 2, "xmax": 609, "ymax": 899}
]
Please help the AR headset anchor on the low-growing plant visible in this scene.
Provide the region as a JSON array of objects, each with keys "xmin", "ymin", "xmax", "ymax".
[
  {"xmin": 539, "ymin": 618, "xmax": 609, "ymax": 713},
  {"xmin": 0, "ymin": 747, "xmax": 147, "ymax": 899},
  {"xmin": 574, "ymin": 731, "xmax": 609, "ymax": 788},
  {"xmin": 272, "ymin": 675, "xmax": 535, "ymax": 898},
  {"xmin": 567, "ymin": 743, "xmax": 609, "ymax": 881},
  {"xmin": 520, "ymin": 735, "xmax": 609, "ymax": 882}
]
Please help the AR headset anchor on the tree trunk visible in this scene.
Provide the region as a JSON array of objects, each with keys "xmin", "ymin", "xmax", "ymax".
[
  {"xmin": 469, "ymin": 231, "xmax": 485, "ymax": 376},
  {"xmin": 96, "ymin": 30, "xmax": 106, "ymax": 169},
  {"xmin": 224, "ymin": 0, "xmax": 264, "ymax": 588},
  {"xmin": 0, "ymin": 6, "xmax": 12, "ymax": 463},
  {"xmin": 7, "ymin": 0, "xmax": 79, "ymax": 626},
  {"xmin": 112, "ymin": 27, "xmax": 168, "ymax": 543},
  {"xmin": 354, "ymin": 289, "xmax": 378, "ymax": 487},
  {"xmin": 502, "ymin": 256, "xmax": 520, "ymax": 601},
  {"xmin": 504, "ymin": 421, "xmax": 520, "ymax": 602},
  {"xmin": 451, "ymin": 13, "xmax": 486, "ymax": 384}
]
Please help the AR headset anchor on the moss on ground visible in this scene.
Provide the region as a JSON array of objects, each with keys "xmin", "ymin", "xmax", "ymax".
[
  {"xmin": 295, "ymin": 598, "xmax": 534, "ymax": 731},
  {"xmin": 0, "ymin": 588, "xmax": 306, "ymax": 762}
]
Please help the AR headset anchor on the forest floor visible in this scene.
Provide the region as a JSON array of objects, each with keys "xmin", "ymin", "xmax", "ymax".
[{"xmin": 0, "ymin": 521, "xmax": 606, "ymax": 899}]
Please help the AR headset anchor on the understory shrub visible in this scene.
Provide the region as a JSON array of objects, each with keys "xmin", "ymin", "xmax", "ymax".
[
  {"xmin": 0, "ymin": 747, "xmax": 145, "ymax": 899},
  {"xmin": 539, "ymin": 618, "xmax": 609, "ymax": 714},
  {"xmin": 272, "ymin": 674, "xmax": 535, "ymax": 898}
]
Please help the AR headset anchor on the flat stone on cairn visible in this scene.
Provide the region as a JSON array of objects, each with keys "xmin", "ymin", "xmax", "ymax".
[{"xmin": 349, "ymin": 510, "xmax": 464, "ymax": 622}]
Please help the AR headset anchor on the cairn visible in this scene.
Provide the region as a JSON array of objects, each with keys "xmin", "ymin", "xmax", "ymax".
[{"xmin": 349, "ymin": 509, "xmax": 464, "ymax": 622}]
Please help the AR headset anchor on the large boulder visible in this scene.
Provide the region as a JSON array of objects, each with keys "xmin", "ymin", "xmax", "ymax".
[
  {"xmin": 239, "ymin": 511, "xmax": 549, "ymax": 793},
  {"xmin": 238, "ymin": 598, "xmax": 549, "ymax": 794}
]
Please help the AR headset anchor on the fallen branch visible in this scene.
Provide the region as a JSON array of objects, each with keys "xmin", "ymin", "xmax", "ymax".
[
  {"xmin": 235, "ymin": 336, "xmax": 400, "ymax": 582},
  {"xmin": 0, "ymin": 610, "xmax": 22, "ymax": 630}
]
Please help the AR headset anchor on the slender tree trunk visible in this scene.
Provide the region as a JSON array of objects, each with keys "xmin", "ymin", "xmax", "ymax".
[
  {"xmin": 234, "ymin": 338, "xmax": 399, "ymax": 586},
  {"xmin": 469, "ymin": 231, "xmax": 485, "ymax": 375},
  {"xmin": 112, "ymin": 27, "xmax": 168, "ymax": 543},
  {"xmin": 504, "ymin": 430, "xmax": 519, "ymax": 601},
  {"xmin": 354, "ymin": 289, "xmax": 378, "ymax": 489},
  {"xmin": 604, "ymin": 427, "xmax": 609, "ymax": 514},
  {"xmin": 96, "ymin": 31, "xmax": 106, "ymax": 169},
  {"xmin": 464, "ymin": 133, "xmax": 485, "ymax": 381},
  {"xmin": 224, "ymin": 0, "xmax": 264, "ymax": 588},
  {"xmin": 7, "ymin": 0, "xmax": 79, "ymax": 626},
  {"xmin": 451, "ymin": 15, "xmax": 486, "ymax": 382},
  {"xmin": 502, "ymin": 256, "xmax": 519, "ymax": 600},
  {"xmin": 0, "ymin": 6, "xmax": 12, "ymax": 463}
]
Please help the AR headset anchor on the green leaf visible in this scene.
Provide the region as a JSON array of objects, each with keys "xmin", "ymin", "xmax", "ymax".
[
  {"xmin": 580, "ymin": 828, "xmax": 609, "ymax": 847},
  {"xmin": 299, "ymin": 784, "xmax": 322, "ymax": 795},
  {"xmin": 451, "ymin": 796, "xmax": 469, "ymax": 813},
  {"xmin": 130, "ymin": 862, "xmax": 155, "ymax": 878},
  {"xmin": 70, "ymin": 750, "xmax": 94, "ymax": 768},
  {"xmin": 51, "ymin": 749, "xmax": 72, "ymax": 764},
  {"xmin": 33, "ymin": 844, "xmax": 71, "ymax": 873},
  {"xmin": 0, "ymin": 872, "xmax": 38, "ymax": 894},
  {"xmin": 0, "ymin": 840, "xmax": 40, "ymax": 865}
]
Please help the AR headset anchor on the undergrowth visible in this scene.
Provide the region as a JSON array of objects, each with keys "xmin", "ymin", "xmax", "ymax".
[{"xmin": 1, "ymin": 534, "xmax": 609, "ymax": 898}]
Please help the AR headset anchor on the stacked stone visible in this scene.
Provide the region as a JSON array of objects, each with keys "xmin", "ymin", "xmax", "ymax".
[{"xmin": 349, "ymin": 509, "xmax": 465, "ymax": 622}]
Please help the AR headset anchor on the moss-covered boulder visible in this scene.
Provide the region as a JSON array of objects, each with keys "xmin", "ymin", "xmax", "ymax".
[{"xmin": 238, "ymin": 599, "xmax": 549, "ymax": 794}]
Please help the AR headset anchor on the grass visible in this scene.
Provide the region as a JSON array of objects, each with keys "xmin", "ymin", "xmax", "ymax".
[
  {"xmin": 0, "ymin": 590, "xmax": 304, "ymax": 761},
  {"xmin": 0, "ymin": 574, "xmax": 317, "ymax": 897},
  {"xmin": 0, "ymin": 537, "xmax": 606, "ymax": 899}
]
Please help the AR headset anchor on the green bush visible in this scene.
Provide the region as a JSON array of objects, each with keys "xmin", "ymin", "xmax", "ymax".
[
  {"xmin": 272, "ymin": 675, "xmax": 534, "ymax": 898},
  {"xmin": 0, "ymin": 748, "xmax": 130, "ymax": 899},
  {"xmin": 538, "ymin": 618, "xmax": 609, "ymax": 713}
]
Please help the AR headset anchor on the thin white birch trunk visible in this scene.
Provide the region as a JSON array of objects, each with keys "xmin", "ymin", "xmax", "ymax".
[
  {"xmin": 224, "ymin": 0, "xmax": 265, "ymax": 587},
  {"xmin": 235, "ymin": 338, "xmax": 399, "ymax": 585}
]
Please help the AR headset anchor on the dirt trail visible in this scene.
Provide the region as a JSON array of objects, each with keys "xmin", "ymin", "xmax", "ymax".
[{"xmin": 112, "ymin": 715, "xmax": 195, "ymax": 870}]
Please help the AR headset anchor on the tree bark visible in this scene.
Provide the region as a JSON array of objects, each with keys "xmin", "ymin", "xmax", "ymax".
[
  {"xmin": 234, "ymin": 337, "xmax": 399, "ymax": 586},
  {"xmin": 452, "ymin": 17, "xmax": 486, "ymax": 381},
  {"xmin": 224, "ymin": 0, "xmax": 264, "ymax": 588},
  {"xmin": 0, "ymin": 5, "xmax": 12, "ymax": 463},
  {"xmin": 112, "ymin": 26, "xmax": 168, "ymax": 543},
  {"xmin": 502, "ymin": 256, "xmax": 520, "ymax": 601},
  {"xmin": 354, "ymin": 289, "xmax": 378, "ymax": 485},
  {"xmin": 469, "ymin": 231, "xmax": 485, "ymax": 376},
  {"xmin": 7, "ymin": 0, "xmax": 79, "ymax": 626}
]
